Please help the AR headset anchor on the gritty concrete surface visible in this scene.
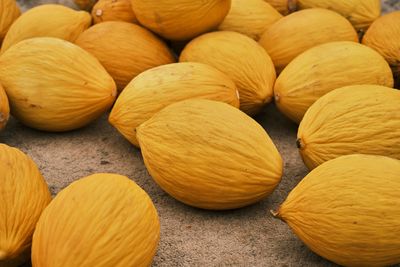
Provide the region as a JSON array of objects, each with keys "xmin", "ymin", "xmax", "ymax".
[{"xmin": 3, "ymin": 1, "xmax": 399, "ymax": 266}]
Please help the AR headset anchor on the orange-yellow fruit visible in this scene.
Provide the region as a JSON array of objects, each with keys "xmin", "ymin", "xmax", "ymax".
[
  {"xmin": 263, "ymin": 0, "xmax": 296, "ymax": 15},
  {"xmin": 0, "ymin": 37, "xmax": 117, "ymax": 132},
  {"xmin": 180, "ymin": 31, "xmax": 276, "ymax": 115},
  {"xmin": 75, "ymin": 21, "xmax": 175, "ymax": 92},
  {"xmin": 0, "ymin": 83, "xmax": 9, "ymax": 131},
  {"xmin": 109, "ymin": 62, "xmax": 240, "ymax": 147},
  {"xmin": 274, "ymin": 154, "xmax": 400, "ymax": 267},
  {"xmin": 0, "ymin": 0, "xmax": 20, "ymax": 44},
  {"xmin": 92, "ymin": 0, "xmax": 137, "ymax": 24},
  {"xmin": 131, "ymin": 0, "xmax": 231, "ymax": 41},
  {"xmin": 31, "ymin": 173, "xmax": 160, "ymax": 267},
  {"xmin": 137, "ymin": 99, "xmax": 283, "ymax": 210},
  {"xmin": 1, "ymin": 4, "xmax": 91, "ymax": 53},
  {"xmin": 73, "ymin": 0, "xmax": 97, "ymax": 11},
  {"xmin": 259, "ymin": 8, "xmax": 358, "ymax": 73},
  {"xmin": 218, "ymin": 0, "xmax": 282, "ymax": 40},
  {"xmin": 0, "ymin": 144, "xmax": 51, "ymax": 267}
]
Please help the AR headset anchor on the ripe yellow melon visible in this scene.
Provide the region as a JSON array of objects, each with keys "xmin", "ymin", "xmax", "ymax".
[
  {"xmin": 0, "ymin": 144, "xmax": 51, "ymax": 267},
  {"xmin": 0, "ymin": 37, "xmax": 117, "ymax": 132},
  {"xmin": 263, "ymin": 0, "xmax": 296, "ymax": 15},
  {"xmin": 1, "ymin": 4, "xmax": 91, "ymax": 53},
  {"xmin": 297, "ymin": 0, "xmax": 381, "ymax": 31},
  {"xmin": 130, "ymin": 0, "xmax": 231, "ymax": 41},
  {"xmin": 274, "ymin": 41, "xmax": 393, "ymax": 123},
  {"xmin": 363, "ymin": 11, "xmax": 400, "ymax": 88},
  {"xmin": 0, "ymin": 0, "xmax": 20, "ymax": 44},
  {"xmin": 180, "ymin": 31, "xmax": 276, "ymax": 115},
  {"xmin": 109, "ymin": 62, "xmax": 240, "ymax": 147},
  {"xmin": 218, "ymin": 0, "xmax": 282, "ymax": 40},
  {"xmin": 75, "ymin": 21, "xmax": 175, "ymax": 92},
  {"xmin": 92, "ymin": 0, "xmax": 137, "ymax": 24},
  {"xmin": 137, "ymin": 99, "xmax": 283, "ymax": 210},
  {"xmin": 259, "ymin": 8, "xmax": 358, "ymax": 73},
  {"xmin": 31, "ymin": 173, "xmax": 160, "ymax": 267},
  {"xmin": 297, "ymin": 85, "xmax": 400, "ymax": 170},
  {"xmin": 0, "ymin": 83, "xmax": 9, "ymax": 131},
  {"xmin": 273, "ymin": 154, "xmax": 400, "ymax": 267}
]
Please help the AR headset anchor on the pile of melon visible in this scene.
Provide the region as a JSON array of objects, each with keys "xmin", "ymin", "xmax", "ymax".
[{"xmin": 0, "ymin": 0, "xmax": 399, "ymax": 266}]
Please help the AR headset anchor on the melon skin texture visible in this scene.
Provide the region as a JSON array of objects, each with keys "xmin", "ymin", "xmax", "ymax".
[
  {"xmin": 297, "ymin": 85, "xmax": 400, "ymax": 170},
  {"xmin": 31, "ymin": 173, "xmax": 160, "ymax": 267},
  {"xmin": 0, "ymin": 37, "xmax": 117, "ymax": 132},
  {"xmin": 363, "ymin": 11, "xmax": 400, "ymax": 88},
  {"xmin": 0, "ymin": 144, "xmax": 51, "ymax": 267},
  {"xmin": 0, "ymin": 83, "xmax": 9, "ymax": 131},
  {"xmin": 109, "ymin": 62, "xmax": 240, "ymax": 147},
  {"xmin": 73, "ymin": 0, "xmax": 97, "ymax": 11},
  {"xmin": 263, "ymin": 0, "xmax": 296, "ymax": 15},
  {"xmin": 92, "ymin": 0, "xmax": 137, "ymax": 24},
  {"xmin": 131, "ymin": 0, "xmax": 231, "ymax": 41},
  {"xmin": 297, "ymin": 0, "xmax": 381, "ymax": 31},
  {"xmin": 1, "ymin": 4, "xmax": 91, "ymax": 53},
  {"xmin": 180, "ymin": 31, "xmax": 276, "ymax": 116},
  {"xmin": 259, "ymin": 8, "xmax": 358, "ymax": 73},
  {"xmin": 274, "ymin": 154, "xmax": 400, "ymax": 267},
  {"xmin": 76, "ymin": 22, "xmax": 175, "ymax": 92},
  {"xmin": 218, "ymin": 0, "xmax": 282, "ymax": 40},
  {"xmin": 137, "ymin": 99, "xmax": 283, "ymax": 210},
  {"xmin": 274, "ymin": 41, "xmax": 393, "ymax": 123},
  {"xmin": 0, "ymin": 0, "xmax": 20, "ymax": 44}
]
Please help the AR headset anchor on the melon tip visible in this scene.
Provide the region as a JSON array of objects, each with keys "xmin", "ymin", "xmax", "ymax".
[
  {"xmin": 0, "ymin": 250, "xmax": 7, "ymax": 260},
  {"xmin": 287, "ymin": 0, "xmax": 297, "ymax": 13},
  {"xmin": 296, "ymin": 138, "xmax": 304, "ymax": 150},
  {"xmin": 274, "ymin": 93, "xmax": 280, "ymax": 103},
  {"xmin": 270, "ymin": 209, "xmax": 280, "ymax": 219}
]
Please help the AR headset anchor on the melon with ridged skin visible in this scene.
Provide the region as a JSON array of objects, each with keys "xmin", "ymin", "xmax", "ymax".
[
  {"xmin": 137, "ymin": 99, "xmax": 283, "ymax": 210},
  {"xmin": 273, "ymin": 154, "xmax": 400, "ymax": 267},
  {"xmin": 0, "ymin": 0, "xmax": 20, "ymax": 44},
  {"xmin": 0, "ymin": 83, "xmax": 9, "ymax": 131},
  {"xmin": 0, "ymin": 144, "xmax": 51, "ymax": 267},
  {"xmin": 31, "ymin": 173, "xmax": 160, "ymax": 267},
  {"xmin": 92, "ymin": 0, "xmax": 137, "ymax": 24},
  {"xmin": 297, "ymin": 85, "xmax": 400, "ymax": 170}
]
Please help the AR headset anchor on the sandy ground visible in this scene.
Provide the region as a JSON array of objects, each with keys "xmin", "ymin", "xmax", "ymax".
[{"xmin": 3, "ymin": 1, "xmax": 399, "ymax": 266}]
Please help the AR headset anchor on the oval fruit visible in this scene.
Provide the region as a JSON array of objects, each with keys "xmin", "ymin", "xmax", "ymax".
[
  {"xmin": 274, "ymin": 41, "xmax": 393, "ymax": 123},
  {"xmin": 137, "ymin": 99, "xmax": 283, "ymax": 210},
  {"xmin": 263, "ymin": 0, "xmax": 296, "ymax": 15},
  {"xmin": 0, "ymin": 37, "xmax": 117, "ymax": 132},
  {"xmin": 0, "ymin": 83, "xmax": 9, "ymax": 131},
  {"xmin": 92, "ymin": 0, "xmax": 137, "ymax": 24},
  {"xmin": 218, "ymin": 0, "xmax": 282, "ymax": 40},
  {"xmin": 32, "ymin": 173, "xmax": 160, "ymax": 267},
  {"xmin": 297, "ymin": 85, "xmax": 400, "ymax": 170},
  {"xmin": 259, "ymin": 8, "xmax": 358, "ymax": 73},
  {"xmin": 131, "ymin": 0, "xmax": 231, "ymax": 41},
  {"xmin": 297, "ymin": 0, "xmax": 380, "ymax": 31},
  {"xmin": 0, "ymin": 144, "xmax": 51, "ymax": 267},
  {"xmin": 1, "ymin": 4, "xmax": 91, "ymax": 53},
  {"xmin": 273, "ymin": 154, "xmax": 400, "ymax": 267},
  {"xmin": 180, "ymin": 31, "xmax": 276, "ymax": 115},
  {"xmin": 109, "ymin": 62, "xmax": 240, "ymax": 147},
  {"xmin": 75, "ymin": 21, "xmax": 175, "ymax": 92},
  {"xmin": 0, "ymin": 0, "xmax": 20, "ymax": 43},
  {"xmin": 363, "ymin": 11, "xmax": 400, "ymax": 88}
]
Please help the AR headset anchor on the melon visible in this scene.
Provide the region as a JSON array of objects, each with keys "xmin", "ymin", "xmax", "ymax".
[
  {"xmin": 92, "ymin": 0, "xmax": 137, "ymax": 24},
  {"xmin": 0, "ymin": 83, "xmax": 9, "ymax": 131},
  {"xmin": 0, "ymin": 0, "xmax": 20, "ymax": 44}
]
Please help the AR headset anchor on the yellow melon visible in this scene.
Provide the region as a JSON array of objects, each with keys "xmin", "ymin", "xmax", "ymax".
[
  {"xmin": 109, "ymin": 62, "xmax": 240, "ymax": 147},
  {"xmin": 0, "ymin": 37, "xmax": 117, "ymax": 132},
  {"xmin": 31, "ymin": 173, "xmax": 160, "ymax": 267},
  {"xmin": 259, "ymin": 8, "xmax": 358, "ymax": 73},
  {"xmin": 75, "ymin": 21, "xmax": 175, "ymax": 92},
  {"xmin": 180, "ymin": 31, "xmax": 276, "ymax": 115},
  {"xmin": 263, "ymin": 0, "xmax": 296, "ymax": 15},
  {"xmin": 1, "ymin": 4, "xmax": 91, "ymax": 53},
  {"xmin": 0, "ymin": 83, "xmax": 9, "ymax": 131},
  {"xmin": 0, "ymin": 0, "xmax": 20, "ymax": 44},
  {"xmin": 137, "ymin": 99, "xmax": 283, "ymax": 210},
  {"xmin": 92, "ymin": 0, "xmax": 137, "ymax": 24},
  {"xmin": 274, "ymin": 41, "xmax": 393, "ymax": 123},
  {"xmin": 363, "ymin": 11, "xmax": 400, "ymax": 88},
  {"xmin": 297, "ymin": 85, "xmax": 400, "ymax": 170},
  {"xmin": 297, "ymin": 0, "xmax": 380, "ymax": 31},
  {"xmin": 0, "ymin": 144, "xmax": 51, "ymax": 267},
  {"xmin": 218, "ymin": 0, "xmax": 282, "ymax": 40},
  {"xmin": 273, "ymin": 154, "xmax": 400, "ymax": 267},
  {"xmin": 130, "ymin": 0, "xmax": 231, "ymax": 41}
]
